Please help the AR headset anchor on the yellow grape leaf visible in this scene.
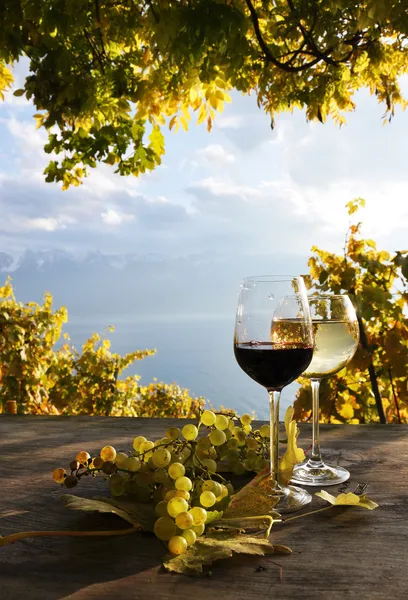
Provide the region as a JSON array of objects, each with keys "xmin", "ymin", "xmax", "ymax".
[
  {"xmin": 197, "ymin": 104, "xmax": 207, "ymax": 125},
  {"xmin": 315, "ymin": 490, "xmax": 379, "ymax": 510},
  {"xmin": 180, "ymin": 115, "xmax": 188, "ymax": 131},
  {"xmin": 169, "ymin": 115, "xmax": 177, "ymax": 131},
  {"xmin": 163, "ymin": 532, "xmax": 290, "ymax": 575},
  {"xmin": 207, "ymin": 116, "xmax": 212, "ymax": 132},
  {"xmin": 279, "ymin": 406, "xmax": 305, "ymax": 484},
  {"xmin": 224, "ymin": 472, "xmax": 280, "ymax": 519}
]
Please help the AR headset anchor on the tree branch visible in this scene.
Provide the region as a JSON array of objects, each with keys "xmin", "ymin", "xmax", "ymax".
[
  {"xmin": 357, "ymin": 314, "xmax": 386, "ymax": 424},
  {"xmin": 388, "ymin": 367, "xmax": 402, "ymax": 423},
  {"xmin": 244, "ymin": 0, "xmax": 321, "ymax": 73}
]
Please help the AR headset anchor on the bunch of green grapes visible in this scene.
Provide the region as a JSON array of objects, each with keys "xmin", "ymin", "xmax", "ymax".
[{"xmin": 52, "ymin": 410, "xmax": 270, "ymax": 555}]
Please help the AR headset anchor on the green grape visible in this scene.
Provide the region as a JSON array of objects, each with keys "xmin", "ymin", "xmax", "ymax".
[
  {"xmin": 92, "ymin": 456, "xmax": 104, "ymax": 469},
  {"xmin": 167, "ymin": 427, "xmax": 182, "ymax": 440},
  {"xmin": 169, "ymin": 452, "xmax": 183, "ymax": 465},
  {"xmin": 164, "ymin": 490, "xmax": 178, "ymax": 502},
  {"xmin": 200, "ymin": 491, "xmax": 216, "ymax": 508},
  {"xmin": 114, "ymin": 452, "xmax": 129, "ymax": 468},
  {"xmin": 232, "ymin": 461, "xmax": 246, "ymax": 476},
  {"xmin": 196, "ymin": 448, "xmax": 209, "ymax": 460},
  {"xmin": 175, "ymin": 511, "xmax": 194, "ymax": 530},
  {"xmin": 76, "ymin": 451, "xmax": 91, "ymax": 465},
  {"xmin": 181, "ymin": 446, "xmax": 192, "ymax": 460},
  {"xmin": 232, "ymin": 427, "xmax": 247, "ymax": 443},
  {"xmin": 240, "ymin": 413, "xmax": 252, "ymax": 426},
  {"xmin": 175, "ymin": 490, "xmax": 190, "ymax": 501},
  {"xmin": 139, "ymin": 441, "xmax": 155, "ymax": 458},
  {"xmin": 208, "ymin": 448, "xmax": 218, "ymax": 459},
  {"xmin": 255, "ymin": 457, "xmax": 269, "ymax": 472},
  {"xmin": 227, "ymin": 483, "xmax": 234, "ymax": 496},
  {"xmin": 209, "ymin": 429, "xmax": 226, "ymax": 446},
  {"xmin": 138, "ymin": 462, "xmax": 148, "ymax": 473},
  {"xmin": 196, "ymin": 436, "xmax": 212, "ymax": 450},
  {"xmin": 133, "ymin": 436, "xmax": 147, "ymax": 451},
  {"xmin": 244, "ymin": 458, "xmax": 256, "ymax": 471},
  {"xmin": 154, "ymin": 517, "xmax": 177, "ymax": 541},
  {"xmin": 227, "ymin": 438, "xmax": 239, "ymax": 450},
  {"xmin": 154, "ymin": 439, "xmax": 163, "ymax": 447},
  {"xmin": 227, "ymin": 449, "xmax": 240, "ymax": 461},
  {"xmin": 228, "ymin": 418, "xmax": 236, "ymax": 431},
  {"xmin": 153, "ymin": 468, "xmax": 169, "ymax": 484},
  {"xmin": 101, "ymin": 460, "xmax": 117, "ymax": 474},
  {"xmin": 175, "ymin": 476, "xmax": 193, "ymax": 492},
  {"xmin": 246, "ymin": 449, "xmax": 258, "ymax": 459},
  {"xmin": 243, "ymin": 424, "xmax": 252, "ymax": 434},
  {"xmin": 151, "ymin": 448, "xmax": 171, "ymax": 468},
  {"xmin": 201, "ymin": 480, "xmax": 221, "ymax": 497},
  {"xmin": 201, "ymin": 458, "xmax": 217, "ymax": 472},
  {"xmin": 167, "ymin": 497, "xmax": 189, "ymax": 518},
  {"xmin": 160, "ymin": 437, "xmax": 171, "ymax": 444},
  {"xmin": 246, "ymin": 437, "xmax": 259, "ymax": 450},
  {"xmin": 168, "ymin": 462, "xmax": 185, "ymax": 480},
  {"xmin": 224, "ymin": 428, "xmax": 233, "ymax": 440},
  {"xmin": 182, "ymin": 529, "xmax": 197, "ymax": 546},
  {"xmin": 52, "ymin": 468, "xmax": 66, "ymax": 484},
  {"xmin": 216, "ymin": 484, "xmax": 229, "ymax": 501},
  {"xmin": 135, "ymin": 471, "xmax": 154, "ymax": 488},
  {"xmin": 100, "ymin": 445, "xmax": 116, "ymax": 462},
  {"xmin": 259, "ymin": 424, "xmax": 270, "ymax": 438},
  {"xmin": 191, "ymin": 523, "xmax": 205, "ymax": 536},
  {"xmin": 155, "ymin": 500, "xmax": 169, "ymax": 518},
  {"xmin": 182, "ymin": 424, "xmax": 198, "ymax": 441},
  {"xmin": 200, "ymin": 410, "xmax": 216, "ymax": 426},
  {"xmin": 218, "ymin": 444, "xmax": 229, "ymax": 459},
  {"xmin": 189, "ymin": 506, "xmax": 207, "ymax": 526},
  {"xmin": 214, "ymin": 414, "xmax": 229, "ymax": 431},
  {"xmin": 168, "ymin": 535, "xmax": 188, "ymax": 555},
  {"xmin": 124, "ymin": 457, "xmax": 141, "ymax": 472},
  {"xmin": 109, "ymin": 474, "xmax": 126, "ymax": 496},
  {"xmin": 69, "ymin": 460, "xmax": 80, "ymax": 471},
  {"xmin": 64, "ymin": 475, "xmax": 78, "ymax": 488}
]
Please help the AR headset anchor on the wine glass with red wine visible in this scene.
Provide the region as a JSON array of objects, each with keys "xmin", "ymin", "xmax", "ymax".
[{"xmin": 234, "ymin": 275, "xmax": 314, "ymax": 513}]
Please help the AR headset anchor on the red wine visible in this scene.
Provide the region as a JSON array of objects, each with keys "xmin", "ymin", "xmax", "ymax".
[{"xmin": 234, "ymin": 342, "xmax": 313, "ymax": 391}]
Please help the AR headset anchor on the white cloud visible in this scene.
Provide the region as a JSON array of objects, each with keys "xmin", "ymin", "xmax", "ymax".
[
  {"xmin": 216, "ymin": 115, "xmax": 244, "ymax": 129},
  {"xmin": 101, "ymin": 208, "xmax": 135, "ymax": 226},
  {"xmin": 196, "ymin": 144, "xmax": 235, "ymax": 166},
  {"xmin": 3, "ymin": 116, "xmax": 46, "ymax": 152}
]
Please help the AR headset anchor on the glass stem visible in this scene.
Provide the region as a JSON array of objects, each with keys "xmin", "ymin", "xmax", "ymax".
[
  {"xmin": 310, "ymin": 378, "xmax": 323, "ymax": 463},
  {"xmin": 268, "ymin": 390, "xmax": 281, "ymax": 486}
]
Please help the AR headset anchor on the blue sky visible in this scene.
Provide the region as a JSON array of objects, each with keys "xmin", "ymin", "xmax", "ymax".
[{"xmin": 1, "ymin": 58, "xmax": 408, "ymax": 260}]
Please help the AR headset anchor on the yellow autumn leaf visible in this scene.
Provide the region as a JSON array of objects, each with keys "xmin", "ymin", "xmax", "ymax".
[
  {"xmin": 315, "ymin": 490, "xmax": 379, "ymax": 510},
  {"xmin": 180, "ymin": 115, "xmax": 188, "ymax": 131},
  {"xmin": 197, "ymin": 104, "xmax": 207, "ymax": 125},
  {"xmin": 279, "ymin": 406, "xmax": 305, "ymax": 484},
  {"xmin": 339, "ymin": 403, "xmax": 354, "ymax": 420}
]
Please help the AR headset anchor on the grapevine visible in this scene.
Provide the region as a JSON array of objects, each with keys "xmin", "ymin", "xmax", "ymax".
[{"xmin": 52, "ymin": 410, "xmax": 271, "ymax": 556}]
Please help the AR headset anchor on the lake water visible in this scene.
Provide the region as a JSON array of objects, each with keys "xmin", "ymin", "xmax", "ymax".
[{"xmin": 65, "ymin": 315, "xmax": 299, "ymax": 420}]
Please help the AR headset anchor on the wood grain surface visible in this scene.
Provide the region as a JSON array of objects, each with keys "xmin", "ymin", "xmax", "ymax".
[{"xmin": 1, "ymin": 416, "xmax": 407, "ymax": 600}]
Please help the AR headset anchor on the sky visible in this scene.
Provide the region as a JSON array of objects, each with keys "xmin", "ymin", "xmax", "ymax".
[{"xmin": 1, "ymin": 58, "xmax": 408, "ymax": 261}]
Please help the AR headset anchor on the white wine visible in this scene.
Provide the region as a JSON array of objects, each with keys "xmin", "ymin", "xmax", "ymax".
[{"xmin": 304, "ymin": 320, "xmax": 359, "ymax": 378}]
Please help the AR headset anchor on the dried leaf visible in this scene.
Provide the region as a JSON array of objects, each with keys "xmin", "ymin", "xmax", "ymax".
[
  {"xmin": 61, "ymin": 495, "xmax": 155, "ymax": 530},
  {"xmin": 163, "ymin": 532, "xmax": 290, "ymax": 575},
  {"xmin": 315, "ymin": 490, "xmax": 379, "ymax": 510},
  {"xmin": 223, "ymin": 476, "xmax": 280, "ymax": 519},
  {"xmin": 279, "ymin": 406, "xmax": 305, "ymax": 484}
]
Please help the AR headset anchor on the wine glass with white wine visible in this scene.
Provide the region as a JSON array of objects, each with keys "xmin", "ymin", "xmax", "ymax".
[{"xmin": 291, "ymin": 294, "xmax": 359, "ymax": 486}]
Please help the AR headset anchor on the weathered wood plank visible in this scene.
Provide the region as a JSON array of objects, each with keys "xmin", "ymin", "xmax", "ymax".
[{"xmin": 1, "ymin": 417, "xmax": 407, "ymax": 600}]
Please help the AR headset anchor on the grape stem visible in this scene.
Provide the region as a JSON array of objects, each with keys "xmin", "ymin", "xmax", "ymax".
[
  {"xmin": 281, "ymin": 506, "xmax": 334, "ymax": 523},
  {"xmin": 0, "ymin": 526, "xmax": 140, "ymax": 547}
]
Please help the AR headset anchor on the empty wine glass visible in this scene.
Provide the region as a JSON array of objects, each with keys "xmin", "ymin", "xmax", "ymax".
[
  {"xmin": 234, "ymin": 275, "xmax": 314, "ymax": 513},
  {"xmin": 291, "ymin": 294, "xmax": 359, "ymax": 486}
]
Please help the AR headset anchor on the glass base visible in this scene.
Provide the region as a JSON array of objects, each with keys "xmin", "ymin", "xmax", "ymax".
[
  {"xmin": 275, "ymin": 483, "xmax": 313, "ymax": 513},
  {"xmin": 291, "ymin": 459, "xmax": 350, "ymax": 487}
]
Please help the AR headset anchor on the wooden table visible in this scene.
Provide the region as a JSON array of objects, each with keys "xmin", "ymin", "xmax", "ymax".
[{"xmin": 1, "ymin": 416, "xmax": 407, "ymax": 600}]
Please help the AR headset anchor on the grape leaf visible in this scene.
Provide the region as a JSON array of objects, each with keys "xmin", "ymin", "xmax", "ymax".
[
  {"xmin": 61, "ymin": 495, "xmax": 155, "ymax": 530},
  {"xmin": 163, "ymin": 532, "xmax": 291, "ymax": 575},
  {"xmin": 205, "ymin": 510, "xmax": 223, "ymax": 524},
  {"xmin": 315, "ymin": 491, "xmax": 379, "ymax": 510},
  {"xmin": 223, "ymin": 471, "xmax": 280, "ymax": 519},
  {"xmin": 279, "ymin": 406, "xmax": 305, "ymax": 484}
]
